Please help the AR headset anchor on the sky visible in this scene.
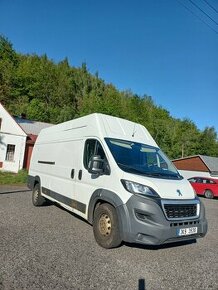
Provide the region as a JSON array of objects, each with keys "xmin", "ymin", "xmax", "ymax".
[{"xmin": 0, "ymin": 0, "xmax": 218, "ymax": 133}]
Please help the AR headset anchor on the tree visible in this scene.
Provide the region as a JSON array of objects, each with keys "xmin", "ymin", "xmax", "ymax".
[
  {"xmin": 198, "ymin": 127, "xmax": 218, "ymax": 157},
  {"xmin": 0, "ymin": 35, "xmax": 217, "ymax": 157},
  {"xmin": 0, "ymin": 35, "xmax": 18, "ymax": 105}
]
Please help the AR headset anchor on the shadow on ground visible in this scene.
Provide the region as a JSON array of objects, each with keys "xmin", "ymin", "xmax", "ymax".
[{"xmin": 0, "ymin": 185, "xmax": 30, "ymax": 194}]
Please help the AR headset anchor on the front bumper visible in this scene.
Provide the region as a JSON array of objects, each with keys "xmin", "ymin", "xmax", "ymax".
[{"xmin": 117, "ymin": 195, "xmax": 207, "ymax": 246}]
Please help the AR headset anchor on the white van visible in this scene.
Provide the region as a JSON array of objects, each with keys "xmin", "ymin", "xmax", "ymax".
[{"xmin": 28, "ymin": 113, "xmax": 207, "ymax": 248}]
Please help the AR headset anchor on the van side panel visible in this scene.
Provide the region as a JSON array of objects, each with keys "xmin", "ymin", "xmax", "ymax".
[{"xmin": 29, "ymin": 139, "xmax": 82, "ymax": 210}]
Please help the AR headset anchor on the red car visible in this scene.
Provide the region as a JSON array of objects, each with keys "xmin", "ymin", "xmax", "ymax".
[{"xmin": 188, "ymin": 177, "xmax": 218, "ymax": 199}]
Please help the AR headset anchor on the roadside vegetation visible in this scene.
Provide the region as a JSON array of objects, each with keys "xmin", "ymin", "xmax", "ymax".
[
  {"xmin": 0, "ymin": 35, "xmax": 218, "ymax": 159},
  {"xmin": 0, "ymin": 170, "xmax": 27, "ymax": 185}
]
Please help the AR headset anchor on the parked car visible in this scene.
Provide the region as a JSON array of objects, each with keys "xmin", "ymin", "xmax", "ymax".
[{"xmin": 188, "ymin": 177, "xmax": 218, "ymax": 199}]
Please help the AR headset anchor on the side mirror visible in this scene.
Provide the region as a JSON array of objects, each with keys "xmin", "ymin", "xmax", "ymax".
[{"xmin": 88, "ymin": 155, "xmax": 104, "ymax": 175}]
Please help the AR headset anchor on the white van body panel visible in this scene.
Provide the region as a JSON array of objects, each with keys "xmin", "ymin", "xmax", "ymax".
[
  {"xmin": 35, "ymin": 113, "xmax": 158, "ymax": 147},
  {"xmin": 30, "ymin": 140, "xmax": 79, "ymax": 199},
  {"xmin": 29, "ymin": 113, "xmax": 194, "ymax": 207},
  {"xmin": 29, "ymin": 113, "xmax": 160, "ymax": 214},
  {"xmin": 28, "ymin": 113, "xmax": 207, "ymax": 246},
  {"xmin": 122, "ymin": 172, "xmax": 195, "ymax": 199}
]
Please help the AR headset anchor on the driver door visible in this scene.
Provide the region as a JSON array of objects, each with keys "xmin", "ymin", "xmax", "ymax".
[{"xmin": 74, "ymin": 138, "xmax": 110, "ymax": 219}]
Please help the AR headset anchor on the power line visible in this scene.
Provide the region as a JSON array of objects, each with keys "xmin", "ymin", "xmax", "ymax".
[
  {"xmin": 202, "ymin": 0, "xmax": 218, "ymax": 14},
  {"xmin": 188, "ymin": 0, "xmax": 218, "ymax": 25},
  {"xmin": 177, "ymin": 0, "xmax": 218, "ymax": 34}
]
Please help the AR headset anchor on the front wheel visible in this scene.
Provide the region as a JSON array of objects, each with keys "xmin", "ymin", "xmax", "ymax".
[
  {"xmin": 204, "ymin": 190, "xmax": 214, "ymax": 199},
  {"xmin": 93, "ymin": 203, "xmax": 122, "ymax": 249},
  {"xmin": 32, "ymin": 183, "xmax": 46, "ymax": 206}
]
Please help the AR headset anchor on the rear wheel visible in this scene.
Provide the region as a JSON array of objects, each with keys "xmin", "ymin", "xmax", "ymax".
[
  {"xmin": 93, "ymin": 203, "xmax": 122, "ymax": 249},
  {"xmin": 32, "ymin": 183, "xmax": 46, "ymax": 206},
  {"xmin": 204, "ymin": 190, "xmax": 214, "ymax": 199}
]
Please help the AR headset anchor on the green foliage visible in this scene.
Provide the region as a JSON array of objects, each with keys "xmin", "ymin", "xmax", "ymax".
[
  {"xmin": 0, "ymin": 36, "xmax": 217, "ymax": 159},
  {"xmin": 198, "ymin": 127, "xmax": 218, "ymax": 156},
  {"xmin": 0, "ymin": 35, "xmax": 18, "ymax": 104},
  {"xmin": 0, "ymin": 170, "xmax": 28, "ymax": 185}
]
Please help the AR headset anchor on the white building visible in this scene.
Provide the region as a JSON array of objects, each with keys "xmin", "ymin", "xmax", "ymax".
[{"xmin": 0, "ymin": 103, "xmax": 52, "ymax": 173}]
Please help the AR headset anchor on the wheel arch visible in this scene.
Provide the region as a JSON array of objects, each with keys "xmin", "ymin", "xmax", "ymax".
[
  {"xmin": 27, "ymin": 175, "xmax": 41, "ymax": 190},
  {"xmin": 204, "ymin": 188, "xmax": 213, "ymax": 192},
  {"xmin": 88, "ymin": 189, "xmax": 130, "ymax": 241},
  {"xmin": 204, "ymin": 189, "xmax": 214, "ymax": 198}
]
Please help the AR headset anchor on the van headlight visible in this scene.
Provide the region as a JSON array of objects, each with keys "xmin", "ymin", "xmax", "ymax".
[{"xmin": 121, "ymin": 179, "xmax": 160, "ymax": 198}]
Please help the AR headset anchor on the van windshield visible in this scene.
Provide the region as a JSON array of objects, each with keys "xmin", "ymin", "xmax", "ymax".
[{"xmin": 105, "ymin": 138, "xmax": 182, "ymax": 180}]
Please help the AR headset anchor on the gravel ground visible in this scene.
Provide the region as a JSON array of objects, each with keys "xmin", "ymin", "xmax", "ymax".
[{"xmin": 0, "ymin": 186, "xmax": 217, "ymax": 290}]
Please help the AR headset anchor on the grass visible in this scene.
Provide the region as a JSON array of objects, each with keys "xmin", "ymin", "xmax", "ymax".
[{"xmin": 0, "ymin": 169, "xmax": 28, "ymax": 185}]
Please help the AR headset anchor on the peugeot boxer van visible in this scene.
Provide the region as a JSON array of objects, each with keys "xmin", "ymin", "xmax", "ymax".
[{"xmin": 28, "ymin": 113, "xmax": 207, "ymax": 248}]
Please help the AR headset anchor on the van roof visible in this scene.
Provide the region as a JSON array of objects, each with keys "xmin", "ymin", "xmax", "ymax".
[{"xmin": 36, "ymin": 113, "xmax": 158, "ymax": 147}]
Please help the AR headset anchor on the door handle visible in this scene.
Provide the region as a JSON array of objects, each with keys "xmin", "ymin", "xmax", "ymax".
[
  {"xmin": 71, "ymin": 169, "xmax": 75, "ymax": 179},
  {"xmin": 78, "ymin": 170, "xmax": 82, "ymax": 180}
]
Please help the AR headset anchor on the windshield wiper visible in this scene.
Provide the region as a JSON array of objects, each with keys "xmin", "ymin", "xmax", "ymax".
[
  {"xmin": 117, "ymin": 163, "xmax": 181, "ymax": 179},
  {"xmin": 149, "ymin": 172, "xmax": 181, "ymax": 179},
  {"xmin": 117, "ymin": 163, "xmax": 146, "ymax": 175},
  {"xmin": 117, "ymin": 163, "xmax": 162, "ymax": 177}
]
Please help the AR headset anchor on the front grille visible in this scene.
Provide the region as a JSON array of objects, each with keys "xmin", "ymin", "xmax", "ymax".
[{"xmin": 163, "ymin": 204, "xmax": 197, "ymax": 219}]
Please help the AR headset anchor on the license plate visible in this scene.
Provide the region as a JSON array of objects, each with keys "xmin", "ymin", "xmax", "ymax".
[{"xmin": 177, "ymin": 227, "xmax": 197, "ymax": 236}]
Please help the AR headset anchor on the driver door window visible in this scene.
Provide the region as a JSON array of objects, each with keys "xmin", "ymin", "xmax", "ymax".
[{"xmin": 83, "ymin": 139, "xmax": 107, "ymax": 170}]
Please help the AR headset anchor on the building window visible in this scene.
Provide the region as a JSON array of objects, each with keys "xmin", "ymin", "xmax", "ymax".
[{"xmin": 5, "ymin": 144, "xmax": 16, "ymax": 162}]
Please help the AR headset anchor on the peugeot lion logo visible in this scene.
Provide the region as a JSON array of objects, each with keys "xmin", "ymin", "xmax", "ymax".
[{"xmin": 177, "ymin": 189, "xmax": 182, "ymax": 197}]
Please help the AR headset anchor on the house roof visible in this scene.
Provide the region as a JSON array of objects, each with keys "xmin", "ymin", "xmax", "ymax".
[
  {"xmin": 14, "ymin": 117, "xmax": 53, "ymax": 135},
  {"xmin": 172, "ymin": 155, "xmax": 218, "ymax": 173},
  {"xmin": 200, "ymin": 155, "xmax": 218, "ymax": 173},
  {"xmin": 0, "ymin": 103, "xmax": 27, "ymax": 136}
]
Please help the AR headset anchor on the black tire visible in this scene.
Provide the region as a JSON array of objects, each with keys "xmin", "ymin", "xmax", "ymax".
[
  {"xmin": 204, "ymin": 190, "xmax": 214, "ymax": 199},
  {"xmin": 32, "ymin": 183, "xmax": 46, "ymax": 206},
  {"xmin": 93, "ymin": 203, "xmax": 122, "ymax": 249}
]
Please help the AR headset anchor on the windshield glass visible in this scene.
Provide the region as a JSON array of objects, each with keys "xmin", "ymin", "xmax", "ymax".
[{"xmin": 105, "ymin": 138, "xmax": 182, "ymax": 179}]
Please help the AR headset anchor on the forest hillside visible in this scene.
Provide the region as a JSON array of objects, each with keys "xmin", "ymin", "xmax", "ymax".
[{"xmin": 0, "ymin": 35, "xmax": 217, "ymax": 159}]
